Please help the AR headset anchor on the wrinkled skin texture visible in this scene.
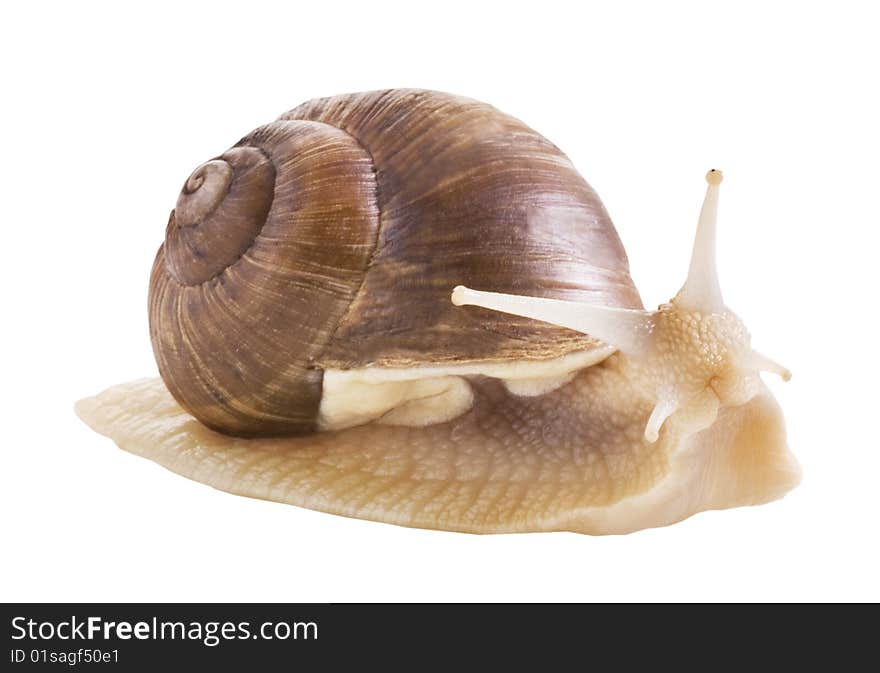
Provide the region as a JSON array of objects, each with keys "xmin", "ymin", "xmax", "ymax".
[{"xmin": 75, "ymin": 355, "xmax": 799, "ymax": 535}]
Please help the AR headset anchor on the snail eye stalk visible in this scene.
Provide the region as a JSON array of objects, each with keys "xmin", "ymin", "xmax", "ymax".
[
  {"xmin": 451, "ymin": 285, "xmax": 655, "ymax": 356},
  {"xmin": 675, "ymin": 169, "xmax": 725, "ymax": 313}
]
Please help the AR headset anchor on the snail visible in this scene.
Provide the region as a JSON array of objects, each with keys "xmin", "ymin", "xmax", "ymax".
[{"xmin": 76, "ymin": 89, "xmax": 800, "ymax": 535}]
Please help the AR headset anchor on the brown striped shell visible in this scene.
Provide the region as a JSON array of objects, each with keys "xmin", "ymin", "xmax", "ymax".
[{"xmin": 149, "ymin": 89, "xmax": 642, "ymax": 437}]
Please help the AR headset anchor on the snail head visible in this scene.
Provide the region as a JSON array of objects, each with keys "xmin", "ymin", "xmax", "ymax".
[{"xmin": 452, "ymin": 170, "xmax": 790, "ymax": 443}]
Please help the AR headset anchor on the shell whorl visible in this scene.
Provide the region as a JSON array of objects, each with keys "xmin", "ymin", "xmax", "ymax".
[
  {"xmin": 165, "ymin": 147, "xmax": 275, "ymax": 285},
  {"xmin": 149, "ymin": 120, "xmax": 380, "ymax": 437}
]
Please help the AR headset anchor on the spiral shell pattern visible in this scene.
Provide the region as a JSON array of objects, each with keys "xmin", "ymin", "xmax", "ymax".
[{"xmin": 150, "ymin": 121, "xmax": 380, "ymax": 436}]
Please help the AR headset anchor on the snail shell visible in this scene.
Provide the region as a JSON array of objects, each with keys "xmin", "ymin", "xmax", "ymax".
[
  {"xmin": 78, "ymin": 90, "xmax": 800, "ymax": 535},
  {"xmin": 150, "ymin": 89, "xmax": 640, "ymax": 437}
]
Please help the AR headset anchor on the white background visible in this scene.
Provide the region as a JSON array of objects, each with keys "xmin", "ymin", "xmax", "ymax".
[{"xmin": 2, "ymin": 1, "xmax": 878, "ymax": 602}]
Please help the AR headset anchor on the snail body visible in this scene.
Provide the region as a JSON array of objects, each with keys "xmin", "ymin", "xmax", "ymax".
[{"xmin": 77, "ymin": 89, "xmax": 799, "ymax": 534}]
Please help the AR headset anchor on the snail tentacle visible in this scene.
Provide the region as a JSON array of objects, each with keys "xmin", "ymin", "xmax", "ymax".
[
  {"xmin": 675, "ymin": 169, "xmax": 724, "ymax": 313},
  {"xmin": 451, "ymin": 285, "xmax": 656, "ymax": 356},
  {"xmin": 742, "ymin": 350, "xmax": 792, "ymax": 382},
  {"xmin": 645, "ymin": 393, "xmax": 680, "ymax": 443}
]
